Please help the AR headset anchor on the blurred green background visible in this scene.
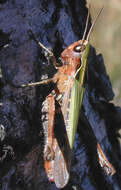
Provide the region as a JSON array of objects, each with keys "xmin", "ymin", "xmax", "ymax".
[{"xmin": 87, "ymin": 0, "xmax": 121, "ymax": 106}]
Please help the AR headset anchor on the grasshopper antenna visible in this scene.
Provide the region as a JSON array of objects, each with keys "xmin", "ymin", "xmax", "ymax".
[
  {"xmin": 86, "ymin": 6, "xmax": 104, "ymax": 41},
  {"xmin": 81, "ymin": 4, "xmax": 90, "ymax": 42}
]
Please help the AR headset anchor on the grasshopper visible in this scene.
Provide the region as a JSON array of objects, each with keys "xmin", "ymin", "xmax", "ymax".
[{"xmin": 22, "ymin": 7, "xmax": 115, "ymax": 188}]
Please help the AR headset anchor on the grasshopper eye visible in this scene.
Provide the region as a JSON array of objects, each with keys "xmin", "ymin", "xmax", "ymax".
[{"xmin": 73, "ymin": 45, "xmax": 85, "ymax": 53}]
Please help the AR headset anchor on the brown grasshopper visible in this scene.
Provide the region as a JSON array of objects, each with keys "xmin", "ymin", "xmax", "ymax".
[{"xmin": 22, "ymin": 7, "xmax": 115, "ymax": 188}]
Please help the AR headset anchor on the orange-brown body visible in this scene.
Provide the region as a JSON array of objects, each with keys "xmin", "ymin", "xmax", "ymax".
[
  {"xmin": 53, "ymin": 40, "xmax": 87, "ymax": 95},
  {"xmin": 22, "ymin": 8, "xmax": 116, "ymax": 187},
  {"xmin": 43, "ymin": 40, "xmax": 86, "ymax": 188},
  {"xmin": 42, "ymin": 39, "xmax": 116, "ymax": 188}
]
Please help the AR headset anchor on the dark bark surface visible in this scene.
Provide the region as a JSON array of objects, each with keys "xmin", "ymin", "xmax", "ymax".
[{"xmin": 0, "ymin": 0, "xmax": 121, "ymax": 190}]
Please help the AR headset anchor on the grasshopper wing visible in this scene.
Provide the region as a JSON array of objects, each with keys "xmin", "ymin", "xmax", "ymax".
[
  {"xmin": 53, "ymin": 138, "xmax": 70, "ymax": 189},
  {"xmin": 62, "ymin": 77, "xmax": 85, "ymax": 150},
  {"xmin": 69, "ymin": 79, "xmax": 85, "ymax": 150}
]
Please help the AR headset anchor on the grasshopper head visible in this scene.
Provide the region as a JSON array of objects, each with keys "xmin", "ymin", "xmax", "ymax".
[
  {"xmin": 60, "ymin": 6, "xmax": 103, "ymax": 71},
  {"xmin": 61, "ymin": 40, "xmax": 88, "ymax": 60},
  {"xmin": 61, "ymin": 6, "xmax": 103, "ymax": 63},
  {"xmin": 60, "ymin": 40, "xmax": 88, "ymax": 74}
]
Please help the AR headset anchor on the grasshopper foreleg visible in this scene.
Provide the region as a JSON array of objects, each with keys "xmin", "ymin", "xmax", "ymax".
[{"xmin": 29, "ymin": 30, "xmax": 59, "ymax": 68}]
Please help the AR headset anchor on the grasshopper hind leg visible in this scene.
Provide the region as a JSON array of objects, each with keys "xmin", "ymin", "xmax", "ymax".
[{"xmin": 42, "ymin": 94, "xmax": 70, "ymax": 188}]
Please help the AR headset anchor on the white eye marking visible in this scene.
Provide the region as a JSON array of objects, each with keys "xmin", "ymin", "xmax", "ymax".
[
  {"xmin": 73, "ymin": 45, "xmax": 85, "ymax": 53},
  {"xmin": 75, "ymin": 46, "xmax": 81, "ymax": 51}
]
